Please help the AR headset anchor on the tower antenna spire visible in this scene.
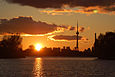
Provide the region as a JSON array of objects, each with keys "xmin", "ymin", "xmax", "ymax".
[{"xmin": 77, "ymin": 20, "xmax": 78, "ymax": 32}]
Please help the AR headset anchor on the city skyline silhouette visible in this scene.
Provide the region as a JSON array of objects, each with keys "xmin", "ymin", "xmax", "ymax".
[{"xmin": 0, "ymin": 1, "xmax": 115, "ymax": 77}]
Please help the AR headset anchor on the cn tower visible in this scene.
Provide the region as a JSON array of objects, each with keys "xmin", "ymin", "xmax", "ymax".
[{"xmin": 75, "ymin": 20, "xmax": 79, "ymax": 51}]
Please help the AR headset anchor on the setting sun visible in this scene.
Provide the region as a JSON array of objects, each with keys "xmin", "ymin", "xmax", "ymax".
[{"xmin": 35, "ymin": 44, "xmax": 42, "ymax": 51}]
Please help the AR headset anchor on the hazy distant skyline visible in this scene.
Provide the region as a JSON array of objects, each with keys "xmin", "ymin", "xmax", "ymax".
[{"xmin": 0, "ymin": 0, "xmax": 115, "ymax": 50}]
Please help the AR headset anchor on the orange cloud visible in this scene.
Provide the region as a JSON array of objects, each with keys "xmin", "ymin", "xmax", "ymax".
[{"xmin": 41, "ymin": 6, "xmax": 115, "ymax": 15}]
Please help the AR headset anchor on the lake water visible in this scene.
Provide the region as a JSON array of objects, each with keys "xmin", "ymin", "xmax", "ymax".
[{"xmin": 0, "ymin": 57, "xmax": 115, "ymax": 77}]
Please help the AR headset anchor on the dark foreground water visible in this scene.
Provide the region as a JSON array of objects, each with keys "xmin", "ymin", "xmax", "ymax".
[{"xmin": 0, "ymin": 57, "xmax": 115, "ymax": 77}]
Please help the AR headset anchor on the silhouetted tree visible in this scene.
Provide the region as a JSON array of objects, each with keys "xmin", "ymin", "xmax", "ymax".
[
  {"xmin": 95, "ymin": 32, "xmax": 115, "ymax": 59},
  {"xmin": 24, "ymin": 45, "xmax": 37, "ymax": 56},
  {"xmin": 0, "ymin": 34, "xmax": 24, "ymax": 58}
]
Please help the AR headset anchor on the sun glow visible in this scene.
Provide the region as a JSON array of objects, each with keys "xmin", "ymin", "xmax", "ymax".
[{"xmin": 35, "ymin": 44, "xmax": 42, "ymax": 51}]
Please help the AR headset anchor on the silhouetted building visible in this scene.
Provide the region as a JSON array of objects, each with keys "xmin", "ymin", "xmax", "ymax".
[
  {"xmin": 66, "ymin": 46, "xmax": 71, "ymax": 51},
  {"xmin": 63, "ymin": 46, "xmax": 66, "ymax": 50},
  {"xmin": 42, "ymin": 47, "xmax": 52, "ymax": 52},
  {"xmin": 92, "ymin": 33, "xmax": 97, "ymax": 55},
  {"xmin": 53, "ymin": 47, "xmax": 60, "ymax": 52}
]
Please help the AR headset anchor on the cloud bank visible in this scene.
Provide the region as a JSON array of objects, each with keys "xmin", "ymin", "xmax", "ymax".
[
  {"xmin": 6, "ymin": 0, "xmax": 115, "ymax": 15},
  {"xmin": 0, "ymin": 16, "xmax": 58, "ymax": 34},
  {"xmin": 6, "ymin": 0, "xmax": 115, "ymax": 8},
  {"xmin": 0, "ymin": 16, "xmax": 82, "ymax": 35}
]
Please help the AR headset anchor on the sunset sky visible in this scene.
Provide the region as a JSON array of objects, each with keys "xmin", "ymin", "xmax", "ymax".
[{"xmin": 0, "ymin": 0, "xmax": 115, "ymax": 51}]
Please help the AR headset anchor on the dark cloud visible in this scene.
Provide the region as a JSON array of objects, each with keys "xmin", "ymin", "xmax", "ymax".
[
  {"xmin": 79, "ymin": 27, "xmax": 85, "ymax": 32},
  {"xmin": 66, "ymin": 26, "xmax": 85, "ymax": 32},
  {"xmin": 6, "ymin": 0, "xmax": 115, "ymax": 8},
  {"xmin": 0, "ymin": 16, "xmax": 78, "ymax": 35},
  {"xmin": 0, "ymin": 16, "xmax": 58, "ymax": 34},
  {"xmin": 6, "ymin": 0, "xmax": 115, "ymax": 15},
  {"xmin": 52, "ymin": 35, "xmax": 86, "ymax": 41},
  {"xmin": 68, "ymin": 26, "xmax": 76, "ymax": 30}
]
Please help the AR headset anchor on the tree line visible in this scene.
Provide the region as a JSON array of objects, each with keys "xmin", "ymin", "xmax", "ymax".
[{"xmin": 0, "ymin": 34, "xmax": 25, "ymax": 58}]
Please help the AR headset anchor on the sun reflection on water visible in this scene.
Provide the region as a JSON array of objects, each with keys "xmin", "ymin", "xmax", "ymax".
[{"xmin": 33, "ymin": 58, "xmax": 43, "ymax": 77}]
